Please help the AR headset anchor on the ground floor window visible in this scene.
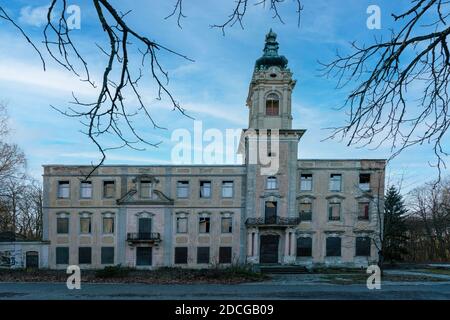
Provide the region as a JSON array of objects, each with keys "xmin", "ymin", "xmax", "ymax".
[
  {"xmin": 56, "ymin": 247, "xmax": 69, "ymax": 265},
  {"xmin": 101, "ymin": 247, "xmax": 115, "ymax": 264},
  {"xmin": 78, "ymin": 247, "xmax": 92, "ymax": 264},
  {"xmin": 326, "ymin": 237, "xmax": 341, "ymax": 257},
  {"xmin": 355, "ymin": 237, "xmax": 371, "ymax": 257},
  {"xmin": 175, "ymin": 247, "xmax": 188, "ymax": 264},
  {"xmin": 219, "ymin": 247, "xmax": 232, "ymax": 264},
  {"xmin": 197, "ymin": 247, "xmax": 210, "ymax": 264},
  {"xmin": 296, "ymin": 237, "xmax": 312, "ymax": 257},
  {"xmin": 136, "ymin": 247, "xmax": 152, "ymax": 266}
]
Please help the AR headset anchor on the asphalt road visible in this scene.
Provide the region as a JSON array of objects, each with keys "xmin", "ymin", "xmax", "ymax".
[{"xmin": 1, "ymin": 279, "xmax": 450, "ymax": 300}]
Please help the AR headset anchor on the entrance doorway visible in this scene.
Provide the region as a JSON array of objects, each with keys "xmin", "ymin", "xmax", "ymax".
[{"xmin": 260, "ymin": 235, "xmax": 279, "ymax": 264}]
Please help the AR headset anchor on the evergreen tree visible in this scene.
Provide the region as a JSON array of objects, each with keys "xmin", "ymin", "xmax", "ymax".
[{"xmin": 383, "ymin": 186, "xmax": 409, "ymax": 263}]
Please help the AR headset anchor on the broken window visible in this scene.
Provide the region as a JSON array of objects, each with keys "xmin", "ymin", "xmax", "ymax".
[
  {"xmin": 140, "ymin": 180, "xmax": 153, "ymax": 199},
  {"xmin": 328, "ymin": 202, "xmax": 341, "ymax": 221},
  {"xmin": 57, "ymin": 181, "xmax": 70, "ymax": 198},
  {"xmin": 103, "ymin": 181, "xmax": 115, "ymax": 198},
  {"xmin": 176, "ymin": 217, "xmax": 188, "ymax": 233},
  {"xmin": 299, "ymin": 203, "xmax": 312, "ymax": 221},
  {"xmin": 80, "ymin": 181, "xmax": 92, "ymax": 199},
  {"xmin": 199, "ymin": 217, "xmax": 210, "ymax": 233},
  {"xmin": 200, "ymin": 181, "xmax": 211, "ymax": 198},
  {"xmin": 177, "ymin": 181, "xmax": 189, "ymax": 198},
  {"xmin": 102, "ymin": 217, "xmax": 114, "ymax": 234},
  {"xmin": 329, "ymin": 174, "xmax": 342, "ymax": 192},
  {"xmin": 221, "ymin": 217, "xmax": 233, "ymax": 233},
  {"xmin": 358, "ymin": 202, "xmax": 370, "ymax": 220},
  {"xmin": 80, "ymin": 217, "xmax": 91, "ymax": 234},
  {"xmin": 266, "ymin": 176, "xmax": 278, "ymax": 190},
  {"xmin": 222, "ymin": 181, "xmax": 234, "ymax": 198},
  {"xmin": 300, "ymin": 174, "xmax": 313, "ymax": 191},
  {"xmin": 359, "ymin": 174, "xmax": 371, "ymax": 191}
]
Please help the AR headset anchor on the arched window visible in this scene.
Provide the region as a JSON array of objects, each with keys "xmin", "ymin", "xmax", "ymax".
[{"xmin": 266, "ymin": 93, "xmax": 280, "ymax": 116}]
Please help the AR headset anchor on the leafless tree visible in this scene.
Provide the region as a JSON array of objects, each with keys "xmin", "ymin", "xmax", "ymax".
[
  {"xmin": 322, "ymin": 0, "xmax": 450, "ymax": 177},
  {"xmin": 0, "ymin": 0, "xmax": 302, "ymax": 177}
]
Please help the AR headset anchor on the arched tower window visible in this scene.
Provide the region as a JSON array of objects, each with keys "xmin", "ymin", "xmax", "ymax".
[{"xmin": 266, "ymin": 93, "xmax": 280, "ymax": 116}]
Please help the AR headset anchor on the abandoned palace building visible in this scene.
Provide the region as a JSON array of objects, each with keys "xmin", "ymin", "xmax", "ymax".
[{"xmin": 42, "ymin": 31, "xmax": 386, "ymax": 270}]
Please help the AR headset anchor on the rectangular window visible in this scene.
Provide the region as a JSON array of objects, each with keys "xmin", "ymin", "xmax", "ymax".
[
  {"xmin": 57, "ymin": 217, "xmax": 69, "ymax": 234},
  {"xmin": 174, "ymin": 247, "xmax": 188, "ymax": 264},
  {"xmin": 176, "ymin": 217, "xmax": 188, "ymax": 233},
  {"xmin": 329, "ymin": 174, "xmax": 342, "ymax": 192},
  {"xmin": 326, "ymin": 237, "xmax": 341, "ymax": 257},
  {"xmin": 57, "ymin": 181, "xmax": 70, "ymax": 199},
  {"xmin": 299, "ymin": 203, "xmax": 312, "ymax": 221},
  {"xmin": 266, "ymin": 177, "xmax": 278, "ymax": 190},
  {"xmin": 356, "ymin": 237, "xmax": 371, "ymax": 256},
  {"xmin": 265, "ymin": 201, "xmax": 277, "ymax": 222},
  {"xmin": 358, "ymin": 202, "xmax": 370, "ymax": 220},
  {"xmin": 80, "ymin": 181, "xmax": 92, "ymax": 199},
  {"xmin": 219, "ymin": 247, "xmax": 232, "ymax": 264},
  {"xmin": 197, "ymin": 247, "xmax": 210, "ymax": 264},
  {"xmin": 221, "ymin": 217, "xmax": 233, "ymax": 233},
  {"xmin": 200, "ymin": 181, "xmax": 211, "ymax": 198},
  {"xmin": 328, "ymin": 202, "xmax": 341, "ymax": 221},
  {"xmin": 177, "ymin": 181, "xmax": 189, "ymax": 198},
  {"xmin": 136, "ymin": 247, "xmax": 152, "ymax": 266},
  {"xmin": 199, "ymin": 217, "xmax": 210, "ymax": 233},
  {"xmin": 80, "ymin": 217, "xmax": 91, "ymax": 234},
  {"xmin": 222, "ymin": 181, "xmax": 234, "ymax": 198},
  {"xmin": 56, "ymin": 247, "xmax": 69, "ymax": 264},
  {"xmin": 359, "ymin": 174, "xmax": 371, "ymax": 191},
  {"xmin": 103, "ymin": 217, "xmax": 114, "ymax": 234},
  {"xmin": 101, "ymin": 247, "xmax": 114, "ymax": 264},
  {"xmin": 140, "ymin": 180, "xmax": 153, "ymax": 198},
  {"xmin": 103, "ymin": 181, "xmax": 115, "ymax": 198},
  {"xmin": 300, "ymin": 174, "xmax": 313, "ymax": 191},
  {"xmin": 297, "ymin": 237, "xmax": 312, "ymax": 257},
  {"xmin": 78, "ymin": 247, "xmax": 92, "ymax": 264}
]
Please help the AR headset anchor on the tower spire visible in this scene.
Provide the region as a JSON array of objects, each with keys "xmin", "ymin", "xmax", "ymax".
[{"xmin": 255, "ymin": 29, "xmax": 288, "ymax": 71}]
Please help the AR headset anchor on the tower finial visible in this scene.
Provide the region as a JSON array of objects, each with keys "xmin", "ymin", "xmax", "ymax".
[{"xmin": 255, "ymin": 29, "xmax": 288, "ymax": 70}]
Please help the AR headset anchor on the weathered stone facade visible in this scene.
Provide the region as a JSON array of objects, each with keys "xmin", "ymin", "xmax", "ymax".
[{"xmin": 42, "ymin": 31, "xmax": 385, "ymax": 270}]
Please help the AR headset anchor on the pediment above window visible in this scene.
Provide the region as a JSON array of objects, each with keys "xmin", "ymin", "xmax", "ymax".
[{"xmin": 117, "ymin": 189, "xmax": 174, "ymax": 205}]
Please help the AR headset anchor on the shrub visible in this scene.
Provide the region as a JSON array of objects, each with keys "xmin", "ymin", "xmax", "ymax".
[{"xmin": 95, "ymin": 265, "xmax": 131, "ymax": 278}]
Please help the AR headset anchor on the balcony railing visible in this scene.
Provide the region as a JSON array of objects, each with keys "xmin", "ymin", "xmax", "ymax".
[
  {"xmin": 245, "ymin": 216, "xmax": 300, "ymax": 227},
  {"xmin": 127, "ymin": 232, "xmax": 161, "ymax": 243}
]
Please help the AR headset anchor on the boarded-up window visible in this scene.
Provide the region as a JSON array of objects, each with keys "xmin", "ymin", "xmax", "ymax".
[
  {"xmin": 56, "ymin": 247, "xmax": 69, "ymax": 264},
  {"xmin": 80, "ymin": 217, "xmax": 91, "ymax": 234},
  {"xmin": 329, "ymin": 174, "xmax": 342, "ymax": 192},
  {"xmin": 136, "ymin": 247, "xmax": 152, "ymax": 266},
  {"xmin": 197, "ymin": 247, "xmax": 210, "ymax": 264},
  {"xmin": 200, "ymin": 181, "xmax": 211, "ymax": 198},
  {"xmin": 199, "ymin": 217, "xmax": 210, "ymax": 233},
  {"xmin": 356, "ymin": 237, "xmax": 371, "ymax": 256},
  {"xmin": 176, "ymin": 217, "xmax": 188, "ymax": 233},
  {"xmin": 80, "ymin": 181, "xmax": 92, "ymax": 199},
  {"xmin": 140, "ymin": 181, "xmax": 153, "ymax": 198},
  {"xmin": 101, "ymin": 247, "xmax": 114, "ymax": 264},
  {"xmin": 103, "ymin": 181, "xmax": 115, "ymax": 198},
  {"xmin": 299, "ymin": 203, "xmax": 312, "ymax": 221},
  {"xmin": 328, "ymin": 202, "xmax": 341, "ymax": 221},
  {"xmin": 300, "ymin": 174, "xmax": 313, "ymax": 191},
  {"xmin": 219, "ymin": 247, "xmax": 232, "ymax": 264},
  {"xmin": 103, "ymin": 217, "xmax": 114, "ymax": 234},
  {"xmin": 222, "ymin": 181, "xmax": 234, "ymax": 198},
  {"xmin": 297, "ymin": 237, "xmax": 312, "ymax": 257},
  {"xmin": 221, "ymin": 217, "xmax": 233, "ymax": 233},
  {"xmin": 78, "ymin": 247, "xmax": 92, "ymax": 264},
  {"xmin": 175, "ymin": 247, "xmax": 188, "ymax": 264},
  {"xmin": 58, "ymin": 181, "xmax": 70, "ymax": 198},
  {"xmin": 177, "ymin": 181, "xmax": 189, "ymax": 198},
  {"xmin": 358, "ymin": 202, "xmax": 370, "ymax": 220},
  {"xmin": 57, "ymin": 217, "xmax": 69, "ymax": 234},
  {"xmin": 326, "ymin": 237, "xmax": 341, "ymax": 257}
]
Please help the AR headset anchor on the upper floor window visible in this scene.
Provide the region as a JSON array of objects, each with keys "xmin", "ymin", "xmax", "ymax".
[
  {"xmin": 222, "ymin": 181, "xmax": 234, "ymax": 198},
  {"xmin": 57, "ymin": 217, "xmax": 69, "ymax": 234},
  {"xmin": 102, "ymin": 216, "xmax": 114, "ymax": 234},
  {"xmin": 57, "ymin": 181, "xmax": 70, "ymax": 199},
  {"xmin": 359, "ymin": 174, "xmax": 371, "ymax": 191},
  {"xmin": 266, "ymin": 93, "xmax": 280, "ymax": 116},
  {"xmin": 329, "ymin": 174, "xmax": 342, "ymax": 192},
  {"xmin": 80, "ymin": 181, "xmax": 92, "ymax": 199},
  {"xmin": 103, "ymin": 181, "xmax": 115, "ymax": 198},
  {"xmin": 140, "ymin": 180, "xmax": 153, "ymax": 199},
  {"xmin": 358, "ymin": 202, "xmax": 370, "ymax": 221},
  {"xmin": 266, "ymin": 176, "xmax": 278, "ymax": 190},
  {"xmin": 177, "ymin": 181, "xmax": 189, "ymax": 198},
  {"xmin": 176, "ymin": 216, "xmax": 188, "ymax": 233},
  {"xmin": 200, "ymin": 181, "xmax": 211, "ymax": 198},
  {"xmin": 299, "ymin": 202, "xmax": 312, "ymax": 221},
  {"xmin": 328, "ymin": 201, "xmax": 341, "ymax": 221},
  {"xmin": 80, "ymin": 216, "xmax": 92, "ymax": 234},
  {"xmin": 300, "ymin": 174, "xmax": 313, "ymax": 191},
  {"xmin": 221, "ymin": 217, "xmax": 233, "ymax": 233},
  {"xmin": 199, "ymin": 217, "xmax": 210, "ymax": 233}
]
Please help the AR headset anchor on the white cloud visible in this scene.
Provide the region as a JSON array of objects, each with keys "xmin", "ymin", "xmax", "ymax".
[{"xmin": 18, "ymin": 4, "xmax": 52, "ymax": 28}]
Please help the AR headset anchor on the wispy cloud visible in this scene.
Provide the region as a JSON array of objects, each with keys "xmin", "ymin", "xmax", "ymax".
[{"xmin": 18, "ymin": 4, "xmax": 51, "ymax": 28}]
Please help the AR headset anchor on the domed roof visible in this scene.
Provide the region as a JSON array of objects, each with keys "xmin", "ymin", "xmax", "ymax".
[{"xmin": 255, "ymin": 29, "xmax": 288, "ymax": 70}]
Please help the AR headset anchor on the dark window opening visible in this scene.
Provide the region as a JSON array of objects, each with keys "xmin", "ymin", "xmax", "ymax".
[
  {"xmin": 326, "ymin": 237, "xmax": 341, "ymax": 257},
  {"xmin": 356, "ymin": 237, "xmax": 371, "ymax": 256},
  {"xmin": 175, "ymin": 247, "xmax": 188, "ymax": 264},
  {"xmin": 197, "ymin": 247, "xmax": 210, "ymax": 264},
  {"xmin": 219, "ymin": 247, "xmax": 232, "ymax": 264},
  {"xmin": 297, "ymin": 237, "xmax": 312, "ymax": 257},
  {"xmin": 78, "ymin": 247, "xmax": 92, "ymax": 264}
]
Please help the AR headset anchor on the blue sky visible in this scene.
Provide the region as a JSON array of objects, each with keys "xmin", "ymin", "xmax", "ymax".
[{"xmin": 0, "ymin": 0, "xmax": 447, "ymax": 193}]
